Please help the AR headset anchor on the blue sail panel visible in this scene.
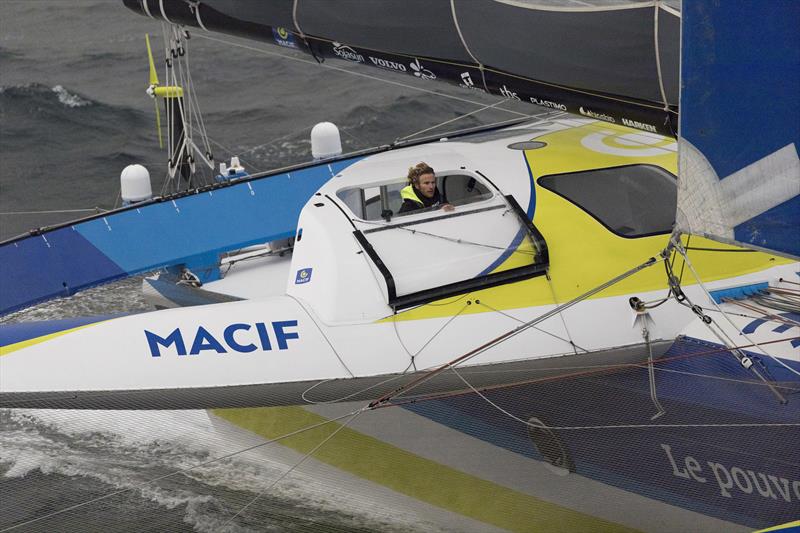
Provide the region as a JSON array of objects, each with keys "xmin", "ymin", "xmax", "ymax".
[
  {"xmin": 676, "ymin": 1, "xmax": 800, "ymax": 258},
  {"xmin": 0, "ymin": 158, "xmax": 360, "ymax": 315}
]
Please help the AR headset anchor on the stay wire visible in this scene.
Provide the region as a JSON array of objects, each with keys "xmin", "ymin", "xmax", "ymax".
[
  {"xmin": 369, "ymin": 255, "xmax": 662, "ymax": 408},
  {"xmin": 381, "ymin": 335, "xmax": 800, "ymax": 409},
  {"xmin": 223, "ymin": 408, "xmax": 366, "ymax": 526},
  {"xmin": 448, "ymin": 366, "xmax": 799, "ymax": 431},
  {"xmin": 672, "ymin": 236, "xmax": 800, "ymax": 378},
  {"xmin": 192, "ymin": 33, "xmax": 532, "ymax": 118},
  {"xmin": 476, "ymin": 299, "xmax": 589, "ymax": 353}
]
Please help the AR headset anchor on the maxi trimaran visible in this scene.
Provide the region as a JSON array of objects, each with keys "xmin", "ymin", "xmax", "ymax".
[{"xmin": 1, "ymin": 1, "xmax": 798, "ymax": 531}]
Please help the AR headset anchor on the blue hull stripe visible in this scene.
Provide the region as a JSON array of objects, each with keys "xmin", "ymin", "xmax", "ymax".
[{"xmin": 0, "ymin": 158, "xmax": 361, "ymax": 315}]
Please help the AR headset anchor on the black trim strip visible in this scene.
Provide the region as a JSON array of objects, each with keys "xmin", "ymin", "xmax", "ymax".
[
  {"xmin": 324, "ymin": 194, "xmax": 357, "ymax": 231},
  {"xmin": 362, "ymin": 204, "xmax": 505, "ymax": 234},
  {"xmin": 391, "ymin": 263, "xmax": 547, "ymax": 311},
  {"xmin": 353, "ymin": 230, "xmax": 396, "ymax": 302},
  {"xmin": 354, "ymin": 193, "xmax": 550, "ymax": 311},
  {"xmin": 505, "ymin": 194, "xmax": 549, "ymax": 264}
]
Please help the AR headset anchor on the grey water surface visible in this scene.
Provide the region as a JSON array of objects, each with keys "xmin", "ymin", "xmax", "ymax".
[{"xmin": 0, "ymin": 1, "xmax": 534, "ymax": 531}]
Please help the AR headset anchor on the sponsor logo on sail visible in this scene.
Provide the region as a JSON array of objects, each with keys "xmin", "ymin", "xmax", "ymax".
[
  {"xmin": 332, "ymin": 42, "xmax": 364, "ymax": 63},
  {"xmin": 579, "ymin": 106, "xmax": 615, "ymax": 123},
  {"xmin": 530, "ymin": 97, "xmax": 567, "ymax": 111},
  {"xmin": 500, "ymin": 85, "xmax": 520, "ymax": 100},
  {"xmin": 409, "ymin": 58, "xmax": 436, "ymax": 80},
  {"xmin": 369, "ymin": 56, "xmax": 407, "ymax": 72},
  {"xmin": 272, "ymin": 27, "xmax": 298, "ymax": 49},
  {"xmin": 295, "ymin": 268, "xmax": 313, "ymax": 284},
  {"xmin": 621, "ymin": 117, "xmax": 657, "ymax": 133},
  {"xmin": 145, "ymin": 321, "xmax": 300, "ymax": 357}
]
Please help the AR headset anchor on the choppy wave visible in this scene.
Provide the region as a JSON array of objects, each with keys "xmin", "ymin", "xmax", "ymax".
[
  {"xmin": 0, "ymin": 409, "xmax": 436, "ymax": 532},
  {"xmin": 51, "ymin": 84, "xmax": 91, "ymax": 107}
]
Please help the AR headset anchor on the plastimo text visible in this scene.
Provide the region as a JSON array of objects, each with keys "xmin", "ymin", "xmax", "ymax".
[{"xmin": 145, "ymin": 321, "xmax": 299, "ymax": 357}]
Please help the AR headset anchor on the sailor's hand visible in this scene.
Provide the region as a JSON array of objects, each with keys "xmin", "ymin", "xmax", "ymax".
[{"xmin": 442, "ymin": 203, "xmax": 455, "ymax": 212}]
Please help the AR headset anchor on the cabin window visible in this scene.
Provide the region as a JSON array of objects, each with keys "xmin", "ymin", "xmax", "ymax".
[
  {"xmin": 348, "ymin": 192, "xmax": 548, "ymax": 310},
  {"xmin": 337, "ymin": 172, "xmax": 494, "ymax": 221},
  {"xmin": 538, "ymin": 165, "xmax": 676, "ymax": 237}
]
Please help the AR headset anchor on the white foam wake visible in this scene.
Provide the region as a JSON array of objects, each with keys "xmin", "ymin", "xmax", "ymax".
[
  {"xmin": 51, "ymin": 85, "xmax": 90, "ymax": 107},
  {"xmin": 0, "ymin": 409, "xmax": 440, "ymax": 532}
]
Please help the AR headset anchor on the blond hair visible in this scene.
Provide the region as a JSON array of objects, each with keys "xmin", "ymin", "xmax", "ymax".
[{"xmin": 407, "ymin": 162, "xmax": 435, "ymax": 186}]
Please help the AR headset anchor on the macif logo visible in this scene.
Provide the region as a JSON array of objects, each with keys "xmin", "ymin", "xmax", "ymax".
[{"xmin": 145, "ymin": 321, "xmax": 300, "ymax": 357}]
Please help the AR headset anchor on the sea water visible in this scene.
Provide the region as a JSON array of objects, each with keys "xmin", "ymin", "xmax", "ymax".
[{"xmin": 0, "ymin": 1, "xmax": 532, "ymax": 531}]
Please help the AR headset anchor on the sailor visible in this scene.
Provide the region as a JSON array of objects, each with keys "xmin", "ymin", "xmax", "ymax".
[{"xmin": 398, "ymin": 162, "xmax": 454, "ymax": 214}]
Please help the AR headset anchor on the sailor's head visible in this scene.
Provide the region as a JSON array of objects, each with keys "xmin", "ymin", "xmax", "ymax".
[{"xmin": 408, "ymin": 162, "xmax": 436, "ymax": 198}]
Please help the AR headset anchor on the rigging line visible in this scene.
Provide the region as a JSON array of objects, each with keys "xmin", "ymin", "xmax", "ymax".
[
  {"xmin": 223, "ymin": 408, "xmax": 366, "ymax": 527},
  {"xmin": 338, "ymin": 126, "xmax": 366, "ymax": 146},
  {"xmin": 286, "ymin": 294, "xmax": 354, "ymax": 378},
  {"xmin": 545, "ymin": 272, "xmax": 580, "ymax": 355},
  {"xmin": 640, "ymin": 364, "xmax": 800, "ymax": 391},
  {"xmin": 447, "ymin": 367, "xmax": 797, "ymax": 432},
  {"xmin": 369, "ymin": 255, "xmax": 662, "ymax": 407},
  {"xmin": 357, "ymin": 219, "xmax": 538, "ymax": 257},
  {"xmin": 392, "ymin": 301, "xmax": 471, "ymax": 371},
  {"xmin": 181, "ymin": 36, "xmax": 212, "ymax": 157},
  {"xmin": 192, "ymin": 33, "xmax": 531, "ymax": 118},
  {"xmin": 205, "ymin": 136, "xmax": 263, "ymax": 174},
  {"xmin": 706, "ymin": 303, "xmax": 796, "ymax": 323},
  {"xmin": 0, "ymin": 208, "xmax": 107, "ymax": 215},
  {"xmin": 234, "ymin": 122, "xmax": 317, "ymax": 159},
  {"xmin": 382, "ymin": 335, "xmax": 800, "ymax": 408},
  {"xmin": 673, "ymin": 237, "xmax": 800, "ymax": 378},
  {"xmin": 653, "ymin": 0, "xmax": 670, "ymax": 111},
  {"xmin": 476, "ymin": 299, "xmax": 589, "ymax": 353},
  {"xmin": 301, "ymin": 362, "xmax": 416, "ymax": 405},
  {"xmin": 397, "ymin": 99, "xmax": 511, "ymax": 142},
  {"xmin": 0, "ymin": 409, "xmax": 363, "ymax": 533}
]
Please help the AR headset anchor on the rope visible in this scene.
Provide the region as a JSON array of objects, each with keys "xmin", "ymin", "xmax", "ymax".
[
  {"xmin": 393, "ymin": 300, "xmax": 471, "ymax": 371},
  {"xmin": 448, "ymin": 367, "xmax": 799, "ymax": 432},
  {"xmin": 192, "ymin": 33, "xmax": 532, "ymax": 118},
  {"xmin": 397, "ymin": 99, "xmax": 511, "ymax": 142},
  {"xmin": 672, "ymin": 236, "xmax": 800, "ymax": 378},
  {"xmin": 223, "ymin": 407, "xmax": 366, "ymax": 526},
  {"xmin": 380, "ymin": 335, "xmax": 800, "ymax": 409},
  {"xmin": 369, "ymin": 255, "xmax": 662, "ymax": 408},
  {"xmin": 476, "ymin": 299, "xmax": 589, "ymax": 353},
  {"xmin": 357, "ymin": 217, "xmax": 538, "ymax": 257},
  {"xmin": 0, "ymin": 208, "xmax": 108, "ymax": 216}
]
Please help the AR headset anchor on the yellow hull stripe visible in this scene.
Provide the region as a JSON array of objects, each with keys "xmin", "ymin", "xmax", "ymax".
[
  {"xmin": 387, "ymin": 123, "xmax": 790, "ymax": 322},
  {"xmin": 754, "ymin": 520, "xmax": 800, "ymax": 533},
  {"xmin": 213, "ymin": 406, "xmax": 638, "ymax": 532},
  {"xmin": 0, "ymin": 322, "xmax": 105, "ymax": 356}
]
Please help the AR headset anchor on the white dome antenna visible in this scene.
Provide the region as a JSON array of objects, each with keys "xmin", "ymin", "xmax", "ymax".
[
  {"xmin": 311, "ymin": 122, "xmax": 342, "ymax": 161},
  {"xmin": 120, "ymin": 164, "xmax": 153, "ymax": 205}
]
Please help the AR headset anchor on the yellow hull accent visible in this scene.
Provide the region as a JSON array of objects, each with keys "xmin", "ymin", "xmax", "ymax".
[
  {"xmin": 213, "ymin": 406, "xmax": 638, "ymax": 532},
  {"xmin": 389, "ymin": 122, "xmax": 789, "ymax": 322},
  {"xmin": 0, "ymin": 322, "xmax": 105, "ymax": 356},
  {"xmin": 754, "ymin": 520, "xmax": 800, "ymax": 533}
]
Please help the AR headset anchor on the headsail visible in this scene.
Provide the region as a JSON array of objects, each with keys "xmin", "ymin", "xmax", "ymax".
[
  {"xmin": 122, "ymin": 0, "xmax": 680, "ymax": 137},
  {"xmin": 676, "ymin": 2, "xmax": 800, "ymax": 259}
]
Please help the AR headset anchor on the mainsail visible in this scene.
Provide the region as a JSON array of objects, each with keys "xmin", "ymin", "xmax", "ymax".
[
  {"xmin": 122, "ymin": 0, "xmax": 680, "ymax": 136},
  {"xmin": 676, "ymin": 2, "xmax": 800, "ymax": 259}
]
